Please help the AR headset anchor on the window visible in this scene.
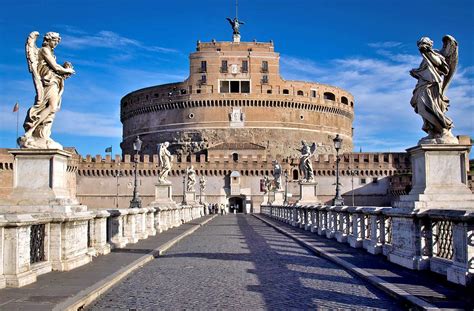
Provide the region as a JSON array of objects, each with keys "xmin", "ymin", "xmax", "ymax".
[
  {"xmin": 196, "ymin": 89, "xmax": 201, "ymax": 94},
  {"xmin": 372, "ymin": 177, "xmax": 378, "ymax": 183},
  {"xmin": 261, "ymin": 75, "xmax": 268, "ymax": 84},
  {"xmin": 261, "ymin": 61, "xmax": 268, "ymax": 73},
  {"xmin": 242, "ymin": 60, "xmax": 248, "ymax": 73},
  {"xmin": 293, "ymin": 169, "xmax": 299, "ymax": 180},
  {"xmin": 230, "ymin": 81, "xmax": 239, "ymax": 93},
  {"xmin": 232, "ymin": 153, "xmax": 239, "ymax": 162},
  {"xmin": 267, "ymin": 89, "xmax": 272, "ymax": 94},
  {"xmin": 241, "ymin": 81, "xmax": 250, "ymax": 93},
  {"xmin": 324, "ymin": 92, "xmax": 335, "ymax": 101},
  {"xmin": 297, "ymin": 90, "xmax": 304, "ymax": 96},
  {"xmin": 360, "ymin": 178, "xmax": 366, "ymax": 184},
  {"xmin": 221, "ymin": 60, "xmax": 228, "ymax": 73},
  {"xmin": 200, "ymin": 61, "xmax": 207, "ymax": 73},
  {"xmin": 201, "ymin": 75, "xmax": 207, "ymax": 84},
  {"xmin": 311, "ymin": 90, "xmax": 317, "ymax": 98},
  {"xmin": 220, "ymin": 81, "xmax": 230, "ymax": 93},
  {"xmin": 341, "ymin": 96, "xmax": 348, "ymax": 104},
  {"xmin": 219, "ymin": 80, "xmax": 250, "ymax": 93},
  {"xmin": 282, "ymin": 89, "xmax": 289, "ymax": 95},
  {"xmin": 180, "ymin": 89, "xmax": 187, "ymax": 95}
]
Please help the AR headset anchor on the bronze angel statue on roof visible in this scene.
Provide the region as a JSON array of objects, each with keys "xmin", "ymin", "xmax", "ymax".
[
  {"xmin": 18, "ymin": 31, "xmax": 75, "ymax": 149},
  {"xmin": 226, "ymin": 17, "xmax": 244, "ymax": 35},
  {"xmin": 409, "ymin": 35, "xmax": 458, "ymax": 144}
]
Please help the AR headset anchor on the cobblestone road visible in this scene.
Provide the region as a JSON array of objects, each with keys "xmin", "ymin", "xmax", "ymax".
[{"xmin": 89, "ymin": 215, "xmax": 402, "ymax": 310}]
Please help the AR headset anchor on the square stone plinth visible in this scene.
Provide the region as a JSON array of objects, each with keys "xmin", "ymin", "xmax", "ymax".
[{"xmin": 297, "ymin": 182, "xmax": 320, "ymax": 205}]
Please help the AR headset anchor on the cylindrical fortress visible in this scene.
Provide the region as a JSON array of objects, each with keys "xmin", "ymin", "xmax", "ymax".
[{"xmin": 121, "ymin": 40, "xmax": 354, "ymax": 157}]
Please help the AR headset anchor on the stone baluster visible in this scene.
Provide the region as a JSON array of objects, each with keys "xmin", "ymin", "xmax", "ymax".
[
  {"xmin": 326, "ymin": 206, "xmax": 336, "ymax": 239},
  {"xmin": 335, "ymin": 206, "xmax": 349, "ymax": 243},
  {"xmin": 135, "ymin": 208, "xmax": 148, "ymax": 240},
  {"xmin": 108, "ymin": 210, "xmax": 128, "ymax": 248},
  {"xmin": 146, "ymin": 207, "xmax": 157, "ymax": 236},
  {"xmin": 362, "ymin": 208, "xmax": 384, "ymax": 254},
  {"xmin": 348, "ymin": 207, "xmax": 363, "ymax": 248},
  {"xmin": 123, "ymin": 209, "xmax": 139, "ymax": 244},
  {"xmin": 317, "ymin": 206, "xmax": 326, "ymax": 236},
  {"xmin": 311, "ymin": 206, "xmax": 319, "ymax": 233},
  {"xmin": 447, "ymin": 218, "xmax": 474, "ymax": 286},
  {"xmin": 90, "ymin": 211, "xmax": 111, "ymax": 255}
]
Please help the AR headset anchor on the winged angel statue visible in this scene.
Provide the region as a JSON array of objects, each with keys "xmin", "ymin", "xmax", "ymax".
[
  {"xmin": 410, "ymin": 35, "xmax": 458, "ymax": 144},
  {"xmin": 18, "ymin": 31, "xmax": 75, "ymax": 149},
  {"xmin": 299, "ymin": 141, "xmax": 317, "ymax": 182},
  {"xmin": 157, "ymin": 142, "xmax": 173, "ymax": 183}
]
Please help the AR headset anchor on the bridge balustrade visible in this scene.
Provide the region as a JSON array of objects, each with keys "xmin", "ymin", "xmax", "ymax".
[{"xmin": 263, "ymin": 204, "xmax": 473, "ymax": 286}]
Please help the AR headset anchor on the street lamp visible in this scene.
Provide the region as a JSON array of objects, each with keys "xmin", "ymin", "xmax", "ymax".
[
  {"xmin": 348, "ymin": 167, "xmax": 358, "ymax": 206},
  {"xmin": 129, "ymin": 135, "xmax": 142, "ymax": 208},
  {"xmin": 182, "ymin": 173, "xmax": 187, "ymax": 205},
  {"xmin": 333, "ymin": 134, "xmax": 344, "ymax": 206},
  {"xmin": 284, "ymin": 170, "xmax": 289, "ymax": 205}
]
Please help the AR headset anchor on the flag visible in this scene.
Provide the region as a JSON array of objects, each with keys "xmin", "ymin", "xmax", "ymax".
[
  {"xmin": 105, "ymin": 146, "xmax": 112, "ymax": 153},
  {"xmin": 12, "ymin": 102, "xmax": 19, "ymax": 112}
]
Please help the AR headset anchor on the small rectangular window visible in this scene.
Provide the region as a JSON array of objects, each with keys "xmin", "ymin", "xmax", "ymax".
[
  {"xmin": 200, "ymin": 61, "xmax": 207, "ymax": 72},
  {"xmin": 311, "ymin": 90, "xmax": 317, "ymax": 98},
  {"xmin": 242, "ymin": 60, "xmax": 248, "ymax": 73},
  {"xmin": 262, "ymin": 61, "xmax": 268, "ymax": 73},
  {"xmin": 220, "ymin": 81, "xmax": 229, "ymax": 93},
  {"xmin": 221, "ymin": 60, "xmax": 228, "ymax": 73},
  {"xmin": 360, "ymin": 178, "xmax": 366, "ymax": 184},
  {"xmin": 261, "ymin": 75, "xmax": 268, "ymax": 84},
  {"xmin": 230, "ymin": 81, "xmax": 240, "ymax": 93},
  {"xmin": 373, "ymin": 177, "xmax": 378, "ymax": 183},
  {"xmin": 201, "ymin": 75, "xmax": 207, "ymax": 84},
  {"xmin": 241, "ymin": 81, "xmax": 250, "ymax": 93}
]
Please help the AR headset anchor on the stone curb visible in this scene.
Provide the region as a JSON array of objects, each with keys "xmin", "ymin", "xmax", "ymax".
[
  {"xmin": 253, "ymin": 214, "xmax": 439, "ymax": 311},
  {"xmin": 54, "ymin": 215, "xmax": 218, "ymax": 311}
]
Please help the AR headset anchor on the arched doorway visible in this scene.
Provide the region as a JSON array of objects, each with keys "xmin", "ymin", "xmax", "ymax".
[{"xmin": 228, "ymin": 196, "xmax": 244, "ymax": 213}]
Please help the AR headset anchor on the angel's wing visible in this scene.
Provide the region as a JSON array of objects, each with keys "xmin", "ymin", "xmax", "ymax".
[
  {"xmin": 440, "ymin": 35, "xmax": 458, "ymax": 95},
  {"xmin": 157, "ymin": 143, "xmax": 163, "ymax": 166},
  {"xmin": 310, "ymin": 143, "xmax": 317, "ymax": 156},
  {"xmin": 226, "ymin": 17, "xmax": 233, "ymax": 26},
  {"xmin": 25, "ymin": 31, "xmax": 42, "ymax": 101}
]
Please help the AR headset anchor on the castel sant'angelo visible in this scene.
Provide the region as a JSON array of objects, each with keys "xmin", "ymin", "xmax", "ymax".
[{"xmin": 7, "ymin": 18, "xmax": 469, "ymax": 211}]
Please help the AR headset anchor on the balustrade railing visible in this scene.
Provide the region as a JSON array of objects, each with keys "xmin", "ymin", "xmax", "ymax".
[
  {"xmin": 30, "ymin": 224, "xmax": 46, "ymax": 264},
  {"xmin": 261, "ymin": 204, "xmax": 473, "ymax": 286}
]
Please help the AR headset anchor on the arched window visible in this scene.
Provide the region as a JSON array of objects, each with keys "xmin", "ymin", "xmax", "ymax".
[
  {"xmin": 283, "ymin": 89, "xmax": 289, "ymax": 95},
  {"xmin": 232, "ymin": 153, "xmax": 239, "ymax": 162},
  {"xmin": 297, "ymin": 90, "xmax": 304, "ymax": 96},
  {"xmin": 292, "ymin": 169, "xmax": 299, "ymax": 180},
  {"xmin": 341, "ymin": 96, "xmax": 348, "ymax": 105},
  {"xmin": 323, "ymin": 92, "xmax": 336, "ymax": 101}
]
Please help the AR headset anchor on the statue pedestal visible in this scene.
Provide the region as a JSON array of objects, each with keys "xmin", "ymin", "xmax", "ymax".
[
  {"xmin": 272, "ymin": 190, "xmax": 285, "ymax": 206},
  {"xmin": 233, "ymin": 34, "xmax": 241, "ymax": 43},
  {"xmin": 184, "ymin": 191, "xmax": 197, "ymax": 205},
  {"xmin": 394, "ymin": 144, "xmax": 474, "ymax": 211},
  {"xmin": 0, "ymin": 149, "xmax": 85, "ymax": 213},
  {"xmin": 152, "ymin": 182, "xmax": 175, "ymax": 204},
  {"xmin": 297, "ymin": 182, "xmax": 319, "ymax": 205}
]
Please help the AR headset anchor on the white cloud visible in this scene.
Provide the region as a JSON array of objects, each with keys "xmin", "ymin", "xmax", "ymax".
[
  {"xmin": 368, "ymin": 41, "xmax": 403, "ymax": 48},
  {"xmin": 55, "ymin": 109, "xmax": 121, "ymax": 137}
]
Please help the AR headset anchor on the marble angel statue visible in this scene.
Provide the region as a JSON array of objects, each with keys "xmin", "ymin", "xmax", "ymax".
[
  {"xmin": 410, "ymin": 35, "xmax": 458, "ymax": 144},
  {"xmin": 157, "ymin": 142, "xmax": 173, "ymax": 183},
  {"xmin": 19, "ymin": 31, "xmax": 75, "ymax": 149},
  {"xmin": 186, "ymin": 166, "xmax": 196, "ymax": 192},
  {"xmin": 299, "ymin": 141, "xmax": 317, "ymax": 182}
]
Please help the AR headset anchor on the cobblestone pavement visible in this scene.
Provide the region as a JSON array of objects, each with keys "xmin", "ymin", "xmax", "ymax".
[{"xmin": 89, "ymin": 215, "xmax": 402, "ymax": 310}]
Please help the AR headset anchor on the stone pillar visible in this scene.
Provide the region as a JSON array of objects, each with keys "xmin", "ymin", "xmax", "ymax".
[
  {"xmin": 90, "ymin": 211, "xmax": 111, "ymax": 255},
  {"xmin": 326, "ymin": 207, "xmax": 336, "ymax": 239},
  {"xmin": 362, "ymin": 208, "xmax": 384, "ymax": 255},
  {"xmin": 146, "ymin": 207, "xmax": 157, "ymax": 236},
  {"xmin": 447, "ymin": 221, "xmax": 474, "ymax": 286},
  {"xmin": 49, "ymin": 212, "xmax": 93, "ymax": 271},
  {"xmin": 310, "ymin": 207, "xmax": 318, "ymax": 233},
  {"xmin": 0, "ymin": 217, "xmax": 5, "ymax": 289},
  {"xmin": 135, "ymin": 208, "xmax": 148, "ymax": 240},
  {"xmin": 297, "ymin": 182, "xmax": 320, "ymax": 205},
  {"xmin": 348, "ymin": 207, "xmax": 364, "ymax": 248},
  {"xmin": 185, "ymin": 191, "xmax": 197, "ymax": 206},
  {"xmin": 317, "ymin": 207, "xmax": 327, "ymax": 236},
  {"xmin": 123, "ymin": 209, "xmax": 139, "ymax": 244},
  {"xmin": 335, "ymin": 206, "xmax": 349, "ymax": 243},
  {"xmin": 108, "ymin": 210, "xmax": 128, "ymax": 248}
]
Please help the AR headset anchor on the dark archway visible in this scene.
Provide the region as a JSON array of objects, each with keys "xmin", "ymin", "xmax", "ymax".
[{"xmin": 228, "ymin": 196, "xmax": 244, "ymax": 213}]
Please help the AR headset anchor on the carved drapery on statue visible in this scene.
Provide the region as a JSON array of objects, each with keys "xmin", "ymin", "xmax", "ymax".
[
  {"xmin": 299, "ymin": 141, "xmax": 317, "ymax": 182},
  {"xmin": 19, "ymin": 31, "xmax": 75, "ymax": 149},
  {"xmin": 410, "ymin": 35, "xmax": 458, "ymax": 145},
  {"xmin": 272, "ymin": 160, "xmax": 282, "ymax": 190},
  {"xmin": 157, "ymin": 142, "xmax": 173, "ymax": 183},
  {"xmin": 199, "ymin": 176, "xmax": 206, "ymax": 191}
]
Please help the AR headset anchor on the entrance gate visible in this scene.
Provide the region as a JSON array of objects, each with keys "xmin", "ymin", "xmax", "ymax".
[{"xmin": 228, "ymin": 196, "xmax": 244, "ymax": 213}]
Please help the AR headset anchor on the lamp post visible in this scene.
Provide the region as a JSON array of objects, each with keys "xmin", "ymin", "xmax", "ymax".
[
  {"xmin": 182, "ymin": 173, "xmax": 187, "ymax": 205},
  {"xmin": 115, "ymin": 167, "xmax": 122, "ymax": 209},
  {"xmin": 284, "ymin": 170, "xmax": 289, "ymax": 205},
  {"xmin": 348, "ymin": 168, "xmax": 358, "ymax": 206},
  {"xmin": 333, "ymin": 134, "xmax": 344, "ymax": 206},
  {"xmin": 129, "ymin": 135, "xmax": 142, "ymax": 208}
]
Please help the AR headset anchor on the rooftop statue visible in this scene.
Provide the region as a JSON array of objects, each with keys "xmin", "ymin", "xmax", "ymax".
[
  {"xmin": 410, "ymin": 35, "xmax": 459, "ymax": 144},
  {"xmin": 226, "ymin": 17, "xmax": 244, "ymax": 35},
  {"xmin": 158, "ymin": 142, "xmax": 173, "ymax": 183},
  {"xmin": 19, "ymin": 31, "xmax": 75, "ymax": 149},
  {"xmin": 299, "ymin": 141, "xmax": 317, "ymax": 182}
]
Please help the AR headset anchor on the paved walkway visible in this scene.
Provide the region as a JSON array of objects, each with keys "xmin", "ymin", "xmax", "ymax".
[
  {"xmin": 0, "ymin": 215, "xmax": 215, "ymax": 311},
  {"xmin": 89, "ymin": 215, "xmax": 403, "ymax": 310},
  {"xmin": 255, "ymin": 214, "xmax": 473, "ymax": 310}
]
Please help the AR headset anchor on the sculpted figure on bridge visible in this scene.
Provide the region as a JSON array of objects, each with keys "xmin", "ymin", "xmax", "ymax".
[
  {"xmin": 158, "ymin": 142, "xmax": 173, "ymax": 183},
  {"xmin": 199, "ymin": 175, "xmax": 206, "ymax": 191},
  {"xmin": 186, "ymin": 166, "xmax": 196, "ymax": 192},
  {"xmin": 272, "ymin": 160, "xmax": 282, "ymax": 190},
  {"xmin": 19, "ymin": 31, "xmax": 75, "ymax": 149},
  {"xmin": 299, "ymin": 141, "xmax": 317, "ymax": 182},
  {"xmin": 410, "ymin": 35, "xmax": 459, "ymax": 144}
]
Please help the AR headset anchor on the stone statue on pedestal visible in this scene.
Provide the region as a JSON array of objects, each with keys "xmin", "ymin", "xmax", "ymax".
[
  {"xmin": 299, "ymin": 141, "xmax": 317, "ymax": 182},
  {"xmin": 186, "ymin": 166, "xmax": 196, "ymax": 191},
  {"xmin": 410, "ymin": 35, "xmax": 459, "ymax": 145},
  {"xmin": 199, "ymin": 176, "xmax": 206, "ymax": 191},
  {"xmin": 158, "ymin": 142, "xmax": 173, "ymax": 183},
  {"xmin": 272, "ymin": 160, "xmax": 282, "ymax": 190},
  {"xmin": 19, "ymin": 31, "xmax": 75, "ymax": 149}
]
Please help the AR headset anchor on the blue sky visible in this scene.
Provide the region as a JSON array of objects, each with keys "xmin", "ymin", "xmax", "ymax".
[{"xmin": 1, "ymin": 0, "xmax": 473, "ymax": 156}]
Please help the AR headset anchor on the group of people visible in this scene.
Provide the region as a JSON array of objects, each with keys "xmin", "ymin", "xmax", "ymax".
[{"xmin": 207, "ymin": 203, "xmax": 227, "ymax": 215}]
